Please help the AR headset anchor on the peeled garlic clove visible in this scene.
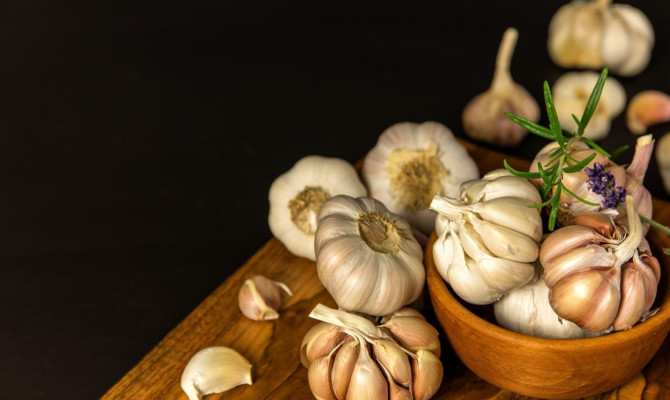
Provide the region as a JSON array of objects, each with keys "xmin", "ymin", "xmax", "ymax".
[
  {"xmin": 612, "ymin": 251, "xmax": 660, "ymax": 330},
  {"xmin": 412, "ymin": 349, "xmax": 443, "ymax": 400},
  {"xmin": 268, "ymin": 155, "xmax": 367, "ymax": 261},
  {"xmin": 331, "ymin": 338, "xmax": 359, "ymax": 400},
  {"xmin": 626, "ymin": 90, "xmax": 670, "ymax": 135},
  {"xmin": 549, "ymin": 266, "xmax": 621, "ymax": 332},
  {"xmin": 308, "ymin": 352, "xmax": 338, "ymax": 400},
  {"xmin": 181, "ymin": 346, "xmax": 252, "ymax": 400},
  {"xmin": 462, "ymin": 27, "xmax": 540, "ymax": 147},
  {"xmin": 346, "ymin": 340, "xmax": 388, "ymax": 400},
  {"xmin": 361, "ymin": 120, "xmax": 479, "ymax": 235},
  {"xmin": 300, "ymin": 321, "xmax": 346, "ymax": 368},
  {"xmin": 372, "ymin": 339, "xmax": 412, "ymax": 388},
  {"xmin": 238, "ymin": 275, "xmax": 292, "ymax": 321},
  {"xmin": 381, "ymin": 316, "xmax": 441, "ymax": 357},
  {"xmin": 552, "ymin": 71, "xmax": 626, "ymax": 140}
]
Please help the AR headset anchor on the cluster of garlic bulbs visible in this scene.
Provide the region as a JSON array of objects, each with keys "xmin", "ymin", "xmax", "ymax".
[
  {"xmin": 548, "ymin": 0, "xmax": 654, "ymax": 77},
  {"xmin": 539, "ymin": 197, "xmax": 661, "ymax": 332},
  {"xmin": 301, "ymin": 304, "xmax": 443, "ymax": 400},
  {"xmin": 430, "ymin": 170, "xmax": 543, "ymax": 304}
]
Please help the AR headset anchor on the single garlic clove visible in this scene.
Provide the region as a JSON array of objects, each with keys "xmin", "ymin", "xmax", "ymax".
[
  {"xmin": 381, "ymin": 316, "xmax": 441, "ymax": 357},
  {"xmin": 411, "ymin": 349, "xmax": 443, "ymax": 400},
  {"xmin": 372, "ymin": 339, "xmax": 412, "ymax": 388},
  {"xmin": 181, "ymin": 346, "xmax": 253, "ymax": 400},
  {"xmin": 467, "ymin": 216, "xmax": 539, "ymax": 263},
  {"xmin": 380, "ymin": 307, "xmax": 426, "ymax": 323},
  {"xmin": 330, "ymin": 337, "xmax": 359, "ymax": 400},
  {"xmin": 467, "ymin": 196, "xmax": 543, "ymax": 242},
  {"xmin": 308, "ymin": 351, "xmax": 338, "ymax": 400},
  {"xmin": 238, "ymin": 275, "xmax": 292, "ymax": 321},
  {"xmin": 380, "ymin": 362, "xmax": 413, "ymax": 400},
  {"xmin": 612, "ymin": 251, "xmax": 660, "ymax": 330},
  {"xmin": 346, "ymin": 340, "xmax": 388, "ymax": 400},
  {"xmin": 543, "ymin": 245, "xmax": 617, "ymax": 289},
  {"xmin": 300, "ymin": 321, "xmax": 346, "ymax": 368},
  {"xmin": 626, "ymin": 90, "xmax": 670, "ymax": 135},
  {"xmin": 549, "ymin": 266, "xmax": 621, "ymax": 332},
  {"xmin": 462, "ymin": 27, "xmax": 540, "ymax": 147}
]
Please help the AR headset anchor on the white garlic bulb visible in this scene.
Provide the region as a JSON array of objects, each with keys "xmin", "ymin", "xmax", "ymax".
[
  {"xmin": 551, "ymin": 71, "xmax": 626, "ymax": 141},
  {"xmin": 430, "ymin": 173, "xmax": 542, "ymax": 305},
  {"xmin": 494, "ymin": 263, "xmax": 602, "ymax": 339},
  {"xmin": 268, "ymin": 155, "xmax": 367, "ymax": 261},
  {"xmin": 548, "ymin": 0, "xmax": 654, "ymax": 77},
  {"xmin": 181, "ymin": 346, "xmax": 252, "ymax": 400},
  {"xmin": 361, "ymin": 121, "xmax": 479, "ymax": 236},
  {"xmin": 314, "ymin": 195, "xmax": 424, "ymax": 316}
]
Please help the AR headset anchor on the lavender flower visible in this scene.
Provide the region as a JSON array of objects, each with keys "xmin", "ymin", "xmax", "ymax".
[{"xmin": 585, "ymin": 162, "xmax": 626, "ymax": 210}]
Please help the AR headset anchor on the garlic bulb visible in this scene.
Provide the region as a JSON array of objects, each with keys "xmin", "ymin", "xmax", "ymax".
[
  {"xmin": 462, "ymin": 27, "xmax": 540, "ymax": 147},
  {"xmin": 539, "ymin": 196, "xmax": 661, "ymax": 332},
  {"xmin": 181, "ymin": 346, "xmax": 252, "ymax": 400},
  {"xmin": 529, "ymin": 135, "xmax": 654, "ymax": 231},
  {"xmin": 657, "ymin": 132, "xmax": 670, "ymax": 195},
  {"xmin": 268, "ymin": 155, "xmax": 367, "ymax": 261},
  {"xmin": 551, "ymin": 71, "xmax": 626, "ymax": 140},
  {"xmin": 494, "ymin": 263, "xmax": 602, "ymax": 339},
  {"xmin": 238, "ymin": 275, "xmax": 292, "ymax": 321},
  {"xmin": 430, "ymin": 173, "xmax": 542, "ymax": 305},
  {"xmin": 301, "ymin": 304, "xmax": 443, "ymax": 400},
  {"xmin": 627, "ymin": 90, "xmax": 670, "ymax": 135},
  {"xmin": 361, "ymin": 121, "xmax": 478, "ymax": 236},
  {"xmin": 548, "ymin": 0, "xmax": 654, "ymax": 77},
  {"xmin": 314, "ymin": 195, "xmax": 424, "ymax": 316}
]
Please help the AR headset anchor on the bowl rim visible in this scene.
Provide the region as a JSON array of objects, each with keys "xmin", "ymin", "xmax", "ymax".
[{"xmin": 425, "ymin": 231, "xmax": 670, "ymax": 349}]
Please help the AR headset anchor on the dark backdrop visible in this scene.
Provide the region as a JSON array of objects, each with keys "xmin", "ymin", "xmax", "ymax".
[{"xmin": 1, "ymin": 1, "xmax": 669, "ymax": 398}]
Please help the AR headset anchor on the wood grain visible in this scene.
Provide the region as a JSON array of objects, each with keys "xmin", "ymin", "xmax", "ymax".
[{"xmin": 101, "ymin": 140, "xmax": 670, "ymax": 400}]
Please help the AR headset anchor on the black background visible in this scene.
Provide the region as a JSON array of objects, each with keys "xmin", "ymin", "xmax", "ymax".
[{"xmin": 1, "ymin": 1, "xmax": 669, "ymax": 398}]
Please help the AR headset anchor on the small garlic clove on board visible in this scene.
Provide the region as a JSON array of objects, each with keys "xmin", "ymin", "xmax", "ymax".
[
  {"xmin": 411, "ymin": 349, "xmax": 443, "ymax": 400},
  {"xmin": 626, "ymin": 90, "xmax": 670, "ymax": 135},
  {"xmin": 462, "ymin": 27, "xmax": 540, "ymax": 147},
  {"xmin": 238, "ymin": 275, "xmax": 292, "ymax": 321},
  {"xmin": 181, "ymin": 346, "xmax": 253, "ymax": 400}
]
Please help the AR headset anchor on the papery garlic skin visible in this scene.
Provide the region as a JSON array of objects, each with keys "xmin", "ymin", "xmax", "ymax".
[
  {"xmin": 315, "ymin": 195, "xmax": 425, "ymax": 316},
  {"xmin": 362, "ymin": 121, "xmax": 478, "ymax": 236},
  {"xmin": 268, "ymin": 155, "xmax": 367, "ymax": 261},
  {"xmin": 548, "ymin": 0, "xmax": 654, "ymax": 77},
  {"xmin": 181, "ymin": 346, "xmax": 252, "ymax": 400},
  {"xmin": 551, "ymin": 71, "xmax": 626, "ymax": 140},
  {"xmin": 238, "ymin": 275, "xmax": 292, "ymax": 321},
  {"xmin": 462, "ymin": 27, "xmax": 540, "ymax": 148}
]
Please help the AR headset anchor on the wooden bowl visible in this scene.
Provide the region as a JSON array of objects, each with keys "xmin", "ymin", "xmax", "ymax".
[{"xmin": 425, "ymin": 230, "xmax": 670, "ymax": 399}]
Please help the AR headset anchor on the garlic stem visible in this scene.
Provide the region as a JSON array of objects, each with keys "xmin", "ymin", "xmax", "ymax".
[
  {"xmin": 492, "ymin": 27, "xmax": 518, "ymax": 91},
  {"xmin": 626, "ymin": 134, "xmax": 654, "ymax": 182},
  {"xmin": 612, "ymin": 196, "xmax": 643, "ymax": 265},
  {"xmin": 309, "ymin": 303, "xmax": 387, "ymax": 342},
  {"xmin": 429, "ymin": 194, "xmax": 466, "ymax": 220}
]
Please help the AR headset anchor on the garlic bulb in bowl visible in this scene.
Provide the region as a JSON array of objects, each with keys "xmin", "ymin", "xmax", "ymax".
[
  {"xmin": 362, "ymin": 121, "xmax": 479, "ymax": 236},
  {"xmin": 268, "ymin": 155, "xmax": 367, "ymax": 261},
  {"xmin": 314, "ymin": 195, "xmax": 424, "ymax": 316}
]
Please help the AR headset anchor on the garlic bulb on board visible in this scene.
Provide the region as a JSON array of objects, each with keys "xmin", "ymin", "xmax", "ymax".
[
  {"xmin": 529, "ymin": 134, "xmax": 654, "ymax": 231},
  {"xmin": 429, "ymin": 174, "xmax": 542, "ymax": 305},
  {"xmin": 626, "ymin": 90, "xmax": 670, "ymax": 135},
  {"xmin": 301, "ymin": 304, "xmax": 443, "ymax": 400},
  {"xmin": 361, "ymin": 121, "xmax": 479, "ymax": 236},
  {"xmin": 268, "ymin": 155, "xmax": 367, "ymax": 261},
  {"xmin": 314, "ymin": 195, "xmax": 424, "ymax": 316},
  {"xmin": 539, "ymin": 197, "xmax": 661, "ymax": 332},
  {"xmin": 551, "ymin": 71, "xmax": 626, "ymax": 141},
  {"xmin": 657, "ymin": 132, "xmax": 670, "ymax": 195},
  {"xmin": 494, "ymin": 262, "xmax": 602, "ymax": 339},
  {"xmin": 462, "ymin": 27, "xmax": 540, "ymax": 148},
  {"xmin": 238, "ymin": 275, "xmax": 292, "ymax": 321},
  {"xmin": 548, "ymin": 0, "xmax": 654, "ymax": 77},
  {"xmin": 181, "ymin": 346, "xmax": 252, "ymax": 400}
]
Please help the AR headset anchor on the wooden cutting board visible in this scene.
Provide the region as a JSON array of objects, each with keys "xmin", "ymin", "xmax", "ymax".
[{"xmin": 100, "ymin": 140, "xmax": 670, "ymax": 400}]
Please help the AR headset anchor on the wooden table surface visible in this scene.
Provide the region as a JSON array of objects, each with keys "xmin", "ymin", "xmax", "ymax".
[{"xmin": 101, "ymin": 140, "xmax": 670, "ymax": 400}]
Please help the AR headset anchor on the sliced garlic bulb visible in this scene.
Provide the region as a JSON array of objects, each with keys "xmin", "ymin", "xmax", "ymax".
[
  {"xmin": 268, "ymin": 155, "xmax": 367, "ymax": 261},
  {"xmin": 551, "ymin": 71, "xmax": 626, "ymax": 141},
  {"xmin": 361, "ymin": 121, "xmax": 479, "ymax": 236},
  {"xmin": 314, "ymin": 195, "xmax": 424, "ymax": 316},
  {"xmin": 548, "ymin": 0, "xmax": 654, "ymax": 77},
  {"xmin": 181, "ymin": 346, "xmax": 252, "ymax": 400}
]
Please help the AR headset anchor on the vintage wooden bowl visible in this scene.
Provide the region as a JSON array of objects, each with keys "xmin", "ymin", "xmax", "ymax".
[{"xmin": 425, "ymin": 230, "xmax": 670, "ymax": 399}]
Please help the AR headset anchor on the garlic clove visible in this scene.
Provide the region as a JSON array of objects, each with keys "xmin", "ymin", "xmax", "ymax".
[
  {"xmin": 467, "ymin": 215, "xmax": 539, "ymax": 263},
  {"xmin": 238, "ymin": 275, "xmax": 292, "ymax": 321},
  {"xmin": 466, "ymin": 196, "xmax": 543, "ymax": 243},
  {"xmin": 543, "ymin": 244, "xmax": 617, "ymax": 289},
  {"xmin": 411, "ymin": 349, "xmax": 443, "ymax": 400},
  {"xmin": 308, "ymin": 351, "xmax": 338, "ymax": 400},
  {"xmin": 330, "ymin": 337, "xmax": 359, "ymax": 400},
  {"xmin": 657, "ymin": 132, "xmax": 670, "ymax": 195},
  {"xmin": 462, "ymin": 27, "xmax": 540, "ymax": 147},
  {"xmin": 381, "ymin": 307, "xmax": 426, "ymax": 322},
  {"xmin": 181, "ymin": 346, "xmax": 253, "ymax": 400},
  {"xmin": 461, "ymin": 173, "xmax": 542, "ymax": 205},
  {"xmin": 612, "ymin": 251, "xmax": 660, "ymax": 330},
  {"xmin": 549, "ymin": 266, "xmax": 621, "ymax": 332},
  {"xmin": 300, "ymin": 321, "xmax": 346, "ymax": 368},
  {"xmin": 346, "ymin": 340, "xmax": 388, "ymax": 400},
  {"xmin": 381, "ymin": 316, "xmax": 441, "ymax": 357},
  {"xmin": 372, "ymin": 339, "xmax": 412, "ymax": 388},
  {"xmin": 379, "ymin": 362, "xmax": 413, "ymax": 400},
  {"xmin": 626, "ymin": 90, "xmax": 670, "ymax": 135}
]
